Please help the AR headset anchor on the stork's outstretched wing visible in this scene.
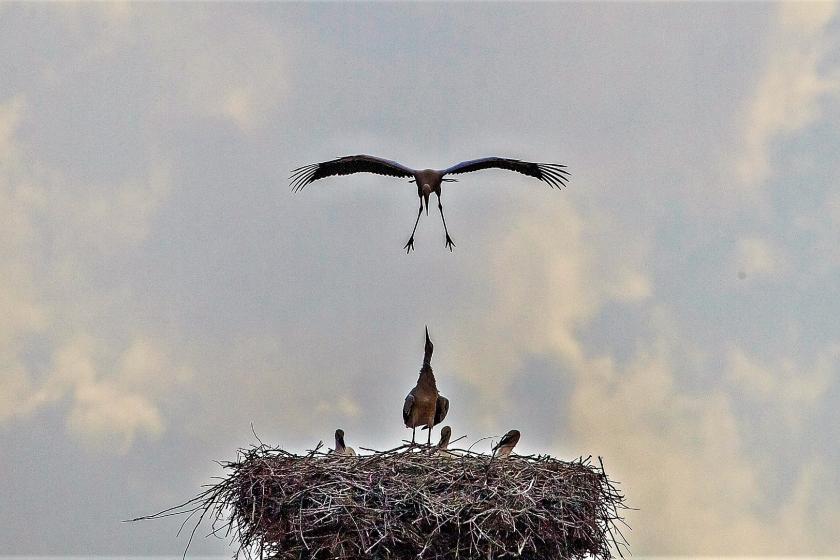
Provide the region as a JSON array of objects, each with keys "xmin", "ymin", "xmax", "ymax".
[
  {"xmin": 442, "ymin": 157, "xmax": 569, "ymax": 189},
  {"xmin": 290, "ymin": 155, "xmax": 415, "ymax": 192}
]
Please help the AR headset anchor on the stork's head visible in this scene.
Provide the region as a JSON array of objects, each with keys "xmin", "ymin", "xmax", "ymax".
[
  {"xmin": 335, "ymin": 429, "xmax": 345, "ymax": 443},
  {"xmin": 424, "ymin": 326, "xmax": 434, "ymax": 364},
  {"xmin": 419, "ymin": 182, "xmax": 432, "ymax": 215}
]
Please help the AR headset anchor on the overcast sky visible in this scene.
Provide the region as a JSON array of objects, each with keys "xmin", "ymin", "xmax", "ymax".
[{"xmin": 1, "ymin": 2, "xmax": 839, "ymax": 556}]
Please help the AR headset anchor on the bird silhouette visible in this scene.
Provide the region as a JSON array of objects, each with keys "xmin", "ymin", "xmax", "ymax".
[
  {"xmin": 330, "ymin": 428, "xmax": 356, "ymax": 456},
  {"xmin": 403, "ymin": 327, "xmax": 449, "ymax": 445},
  {"xmin": 492, "ymin": 429, "xmax": 520, "ymax": 459},
  {"xmin": 290, "ymin": 155, "xmax": 569, "ymax": 252}
]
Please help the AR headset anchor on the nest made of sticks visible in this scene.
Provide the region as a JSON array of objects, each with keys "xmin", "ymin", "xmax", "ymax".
[{"xmin": 137, "ymin": 442, "xmax": 629, "ymax": 560}]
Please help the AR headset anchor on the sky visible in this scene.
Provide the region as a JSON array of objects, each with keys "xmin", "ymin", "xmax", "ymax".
[{"xmin": 1, "ymin": 1, "xmax": 839, "ymax": 556}]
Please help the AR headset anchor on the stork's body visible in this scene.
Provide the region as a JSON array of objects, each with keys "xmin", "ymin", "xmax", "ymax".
[
  {"xmin": 403, "ymin": 328, "xmax": 449, "ymax": 445},
  {"xmin": 291, "ymin": 155, "xmax": 569, "ymax": 252}
]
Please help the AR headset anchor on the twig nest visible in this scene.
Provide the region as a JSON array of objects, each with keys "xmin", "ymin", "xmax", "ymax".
[{"xmin": 136, "ymin": 443, "xmax": 628, "ymax": 560}]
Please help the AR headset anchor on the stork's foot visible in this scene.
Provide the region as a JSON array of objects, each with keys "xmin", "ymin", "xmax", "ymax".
[
  {"xmin": 445, "ymin": 235, "xmax": 456, "ymax": 252},
  {"xmin": 404, "ymin": 237, "xmax": 416, "ymax": 254}
]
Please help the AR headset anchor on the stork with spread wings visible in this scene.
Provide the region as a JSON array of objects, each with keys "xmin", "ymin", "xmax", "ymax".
[{"xmin": 291, "ymin": 155, "xmax": 569, "ymax": 252}]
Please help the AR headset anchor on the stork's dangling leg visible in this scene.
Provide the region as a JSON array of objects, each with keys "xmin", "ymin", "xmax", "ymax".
[
  {"xmin": 437, "ymin": 195, "xmax": 455, "ymax": 251},
  {"xmin": 403, "ymin": 201, "xmax": 423, "ymax": 253}
]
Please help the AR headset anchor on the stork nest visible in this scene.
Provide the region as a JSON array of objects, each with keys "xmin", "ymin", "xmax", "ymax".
[{"xmin": 134, "ymin": 442, "xmax": 629, "ymax": 560}]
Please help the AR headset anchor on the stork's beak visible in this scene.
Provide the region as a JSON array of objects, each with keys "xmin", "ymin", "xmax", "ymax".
[
  {"xmin": 425, "ymin": 326, "xmax": 430, "ymax": 344},
  {"xmin": 423, "ymin": 193, "xmax": 430, "ymax": 215}
]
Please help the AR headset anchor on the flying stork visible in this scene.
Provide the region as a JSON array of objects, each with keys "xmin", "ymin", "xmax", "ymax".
[{"xmin": 290, "ymin": 155, "xmax": 569, "ymax": 252}]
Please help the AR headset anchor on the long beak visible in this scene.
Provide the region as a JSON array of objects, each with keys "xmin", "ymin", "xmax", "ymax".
[
  {"xmin": 425, "ymin": 326, "xmax": 430, "ymax": 344},
  {"xmin": 423, "ymin": 194, "xmax": 430, "ymax": 215}
]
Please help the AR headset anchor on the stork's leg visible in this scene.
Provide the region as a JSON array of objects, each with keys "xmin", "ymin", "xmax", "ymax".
[
  {"xmin": 437, "ymin": 195, "xmax": 455, "ymax": 251},
  {"xmin": 427, "ymin": 428, "xmax": 432, "ymax": 446},
  {"xmin": 403, "ymin": 201, "xmax": 423, "ymax": 253},
  {"xmin": 411, "ymin": 427, "xmax": 416, "ymax": 445}
]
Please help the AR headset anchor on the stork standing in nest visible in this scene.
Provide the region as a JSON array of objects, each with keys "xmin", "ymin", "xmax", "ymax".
[
  {"xmin": 290, "ymin": 155, "xmax": 569, "ymax": 252},
  {"xmin": 403, "ymin": 327, "xmax": 449, "ymax": 445}
]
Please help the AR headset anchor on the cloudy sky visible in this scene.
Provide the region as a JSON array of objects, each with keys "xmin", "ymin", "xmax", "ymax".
[{"xmin": 1, "ymin": 2, "xmax": 839, "ymax": 556}]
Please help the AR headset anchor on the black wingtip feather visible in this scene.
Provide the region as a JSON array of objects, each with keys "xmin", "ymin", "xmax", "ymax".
[
  {"xmin": 536, "ymin": 163, "xmax": 571, "ymax": 189},
  {"xmin": 289, "ymin": 163, "xmax": 322, "ymax": 192}
]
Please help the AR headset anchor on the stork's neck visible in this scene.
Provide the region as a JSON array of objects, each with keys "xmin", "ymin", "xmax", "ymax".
[{"xmin": 418, "ymin": 364, "xmax": 437, "ymax": 389}]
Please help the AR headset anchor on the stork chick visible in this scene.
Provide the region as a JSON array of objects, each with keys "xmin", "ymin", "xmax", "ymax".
[
  {"xmin": 331, "ymin": 428, "xmax": 356, "ymax": 456},
  {"xmin": 437, "ymin": 426, "xmax": 452, "ymax": 450},
  {"xmin": 492, "ymin": 429, "xmax": 520, "ymax": 459},
  {"xmin": 434, "ymin": 425, "xmax": 457, "ymax": 459}
]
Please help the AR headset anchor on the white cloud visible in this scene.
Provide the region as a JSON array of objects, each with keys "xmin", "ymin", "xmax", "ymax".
[
  {"xmin": 64, "ymin": 166, "xmax": 172, "ymax": 253},
  {"xmin": 776, "ymin": 459, "xmax": 840, "ymax": 553},
  {"xmin": 16, "ymin": 5, "xmax": 289, "ymax": 133},
  {"xmin": 9, "ymin": 335, "xmax": 187, "ymax": 454},
  {"xmin": 0, "ymin": 95, "xmax": 24, "ymax": 160},
  {"xmin": 0, "ymin": 95, "xmax": 189, "ymax": 453},
  {"xmin": 448, "ymin": 196, "xmax": 764, "ymax": 551},
  {"xmin": 737, "ymin": 2, "xmax": 839, "ymax": 189},
  {"xmin": 727, "ymin": 343, "xmax": 836, "ymax": 433},
  {"xmin": 95, "ymin": 5, "xmax": 289, "ymax": 132},
  {"xmin": 568, "ymin": 341, "xmax": 840, "ymax": 554},
  {"xmin": 450, "ymin": 195, "xmax": 652, "ymax": 423},
  {"xmin": 316, "ymin": 395, "xmax": 362, "ymax": 420},
  {"xmin": 732, "ymin": 236, "xmax": 787, "ymax": 280},
  {"xmin": 568, "ymin": 348, "xmax": 768, "ymax": 554},
  {"xmin": 67, "ymin": 383, "xmax": 164, "ymax": 454},
  {"xmin": 0, "ymin": 96, "xmax": 53, "ymax": 423}
]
